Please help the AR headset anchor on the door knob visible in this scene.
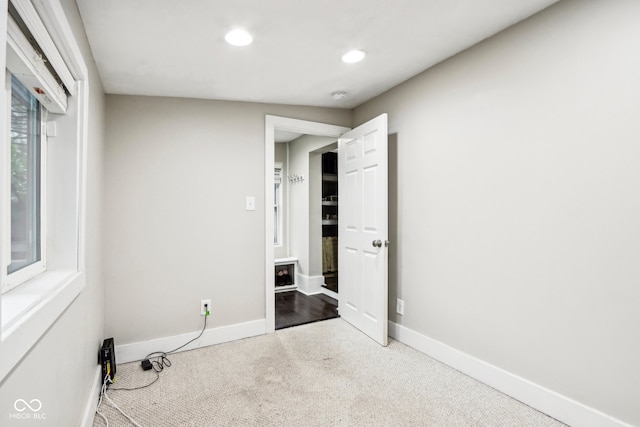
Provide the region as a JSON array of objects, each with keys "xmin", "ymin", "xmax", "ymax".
[{"xmin": 372, "ymin": 240, "xmax": 382, "ymax": 248}]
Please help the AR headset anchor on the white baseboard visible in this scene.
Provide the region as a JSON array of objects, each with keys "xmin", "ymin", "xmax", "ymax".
[
  {"xmin": 320, "ymin": 287, "xmax": 338, "ymax": 300},
  {"xmin": 115, "ymin": 319, "xmax": 266, "ymax": 364},
  {"xmin": 388, "ymin": 321, "xmax": 632, "ymax": 427},
  {"xmin": 80, "ymin": 366, "xmax": 102, "ymax": 427},
  {"xmin": 295, "ymin": 274, "xmax": 324, "ymax": 295}
]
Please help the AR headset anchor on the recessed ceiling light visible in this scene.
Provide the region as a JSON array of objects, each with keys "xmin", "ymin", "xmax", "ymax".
[
  {"xmin": 342, "ymin": 49, "xmax": 366, "ymax": 64},
  {"xmin": 225, "ymin": 29, "xmax": 253, "ymax": 46}
]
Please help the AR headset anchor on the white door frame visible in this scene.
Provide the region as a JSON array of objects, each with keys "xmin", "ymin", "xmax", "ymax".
[{"xmin": 265, "ymin": 115, "xmax": 350, "ymax": 333}]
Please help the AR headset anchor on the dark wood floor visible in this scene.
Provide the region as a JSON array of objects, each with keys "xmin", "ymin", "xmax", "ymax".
[{"xmin": 275, "ymin": 291, "xmax": 339, "ymax": 330}]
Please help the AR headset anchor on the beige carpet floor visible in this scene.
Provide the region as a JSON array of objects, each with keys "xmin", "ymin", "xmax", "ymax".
[{"xmin": 94, "ymin": 318, "xmax": 566, "ymax": 426}]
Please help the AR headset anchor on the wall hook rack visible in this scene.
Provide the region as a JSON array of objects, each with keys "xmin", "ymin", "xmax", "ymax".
[{"xmin": 288, "ymin": 174, "xmax": 304, "ymax": 184}]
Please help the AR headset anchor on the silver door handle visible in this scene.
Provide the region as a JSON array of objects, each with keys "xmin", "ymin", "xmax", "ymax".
[{"xmin": 372, "ymin": 240, "xmax": 382, "ymax": 248}]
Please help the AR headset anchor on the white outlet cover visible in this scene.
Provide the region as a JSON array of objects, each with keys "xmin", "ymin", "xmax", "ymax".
[
  {"xmin": 396, "ymin": 299, "xmax": 405, "ymax": 315},
  {"xmin": 201, "ymin": 299, "xmax": 211, "ymax": 316}
]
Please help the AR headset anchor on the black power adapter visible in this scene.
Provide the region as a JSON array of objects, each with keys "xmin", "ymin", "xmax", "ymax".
[{"xmin": 141, "ymin": 359, "xmax": 153, "ymax": 371}]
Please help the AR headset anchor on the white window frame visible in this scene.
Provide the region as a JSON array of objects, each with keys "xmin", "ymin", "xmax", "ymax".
[
  {"xmin": 0, "ymin": 0, "xmax": 90, "ymax": 384},
  {"xmin": 3, "ymin": 74, "xmax": 48, "ymax": 292},
  {"xmin": 274, "ymin": 162, "xmax": 283, "ymax": 246}
]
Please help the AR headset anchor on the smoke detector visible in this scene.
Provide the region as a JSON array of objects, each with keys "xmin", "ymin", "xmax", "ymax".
[{"xmin": 331, "ymin": 91, "xmax": 347, "ymax": 100}]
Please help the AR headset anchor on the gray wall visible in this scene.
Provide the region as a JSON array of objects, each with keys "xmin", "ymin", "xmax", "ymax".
[
  {"xmin": 0, "ymin": 0, "xmax": 106, "ymax": 425},
  {"xmin": 353, "ymin": 0, "xmax": 640, "ymax": 425},
  {"xmin": 104, "ymin": 96, "xmax": 350, "ymax": 344}
]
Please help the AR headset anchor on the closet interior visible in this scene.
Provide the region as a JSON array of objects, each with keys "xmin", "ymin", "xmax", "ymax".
[{"xmin": 321, "ymin": 152, "xmax": 338, "ymax": 293}]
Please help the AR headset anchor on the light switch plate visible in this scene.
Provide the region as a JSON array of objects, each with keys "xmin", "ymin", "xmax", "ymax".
[
  {"xmin": 246, "ymin": 196, "xmax": 256, "ymax": 211},
  {"xmin": 46, "ymin": 121, "xmax": 57, "ymax": 137}
]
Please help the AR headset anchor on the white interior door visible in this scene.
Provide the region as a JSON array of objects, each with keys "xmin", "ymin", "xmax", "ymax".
[{"xmin": 338, "ymin": 114, "xmax": 388, "ymax": 346}]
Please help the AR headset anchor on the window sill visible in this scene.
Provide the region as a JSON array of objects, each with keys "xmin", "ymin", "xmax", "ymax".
[{"xmin": 0, "ymin": 269, "xmax": 84, "ymax": 382}]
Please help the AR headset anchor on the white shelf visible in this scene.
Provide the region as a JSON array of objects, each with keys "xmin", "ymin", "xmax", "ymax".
[
  {"xmin": 275, "ymin": 257, "xmax": 298, "ymax": 265},
  {"xmin": 275, "ymin": 285, "xmax": 297, "ymax": 293},
  {"xmin": 322, "ymin": 201, "xmax": 338, "ymax": 206},
  {"xmin": 322, "ymin": 219, "xmax": 338, "ymax": 225}
]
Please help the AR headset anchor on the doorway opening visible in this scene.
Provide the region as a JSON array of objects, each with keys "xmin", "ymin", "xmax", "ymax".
[
  {"xmin": 274, "ymin": 136, "xmax": 341, "ymax": 329},
  {"xmin": 265, "ymin": 113, "xmax": 389, "ymax": 344},
  {"xmin": 275, "ymin": 146, "xmax": 341, "ymax": 330},
  {"xmin": 265, "ymin": 116, "xmax": 350, "ymax": 332}
]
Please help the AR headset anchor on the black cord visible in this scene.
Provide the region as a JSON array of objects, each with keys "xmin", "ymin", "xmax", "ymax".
[
  {"xmin": 143, "ymin": 312, "xmax": 208, "ymax": 369},
  {"xmin": 109, "ymin": 313, "xmax": 208, "ymax": 391},
  {"xmin": 148, "ymin": 311, "xmax": 208, "ymax": 358}
]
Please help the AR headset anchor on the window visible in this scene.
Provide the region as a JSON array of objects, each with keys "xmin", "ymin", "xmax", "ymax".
[
  {"xmin": 274, "ymin": 163, "xmax": 283, "ymax": 246},
  {"xmin": 2, "ymin": 0, "xmax": 72, "ymax": 293},
  {"xmin": 0, "ymin": 0, "xmax": 90, "ymax": 384},
  {"xmin": 6, "ymin": 75, "xmax": 45, "ymax": 287}
]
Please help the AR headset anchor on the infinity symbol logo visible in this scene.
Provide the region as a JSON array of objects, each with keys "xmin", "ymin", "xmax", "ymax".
[{"xmin": 14, "ymin": 399, "xmax": 42, "ymax": 412}]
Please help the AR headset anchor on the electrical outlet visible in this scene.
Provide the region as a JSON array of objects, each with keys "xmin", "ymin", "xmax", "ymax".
[
  {"xmin": 396, "ymin": 299, "xmax": 405, "ymax": 315},
  {"xmin": 200, "ymin": 299, "xmax": 211, "ymax": 316}
]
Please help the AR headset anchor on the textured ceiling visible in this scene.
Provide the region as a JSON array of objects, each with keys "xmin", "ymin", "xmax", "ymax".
[{"xmin": 76, "ymin": 0, "xmax": 558, "ymax": 109}]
